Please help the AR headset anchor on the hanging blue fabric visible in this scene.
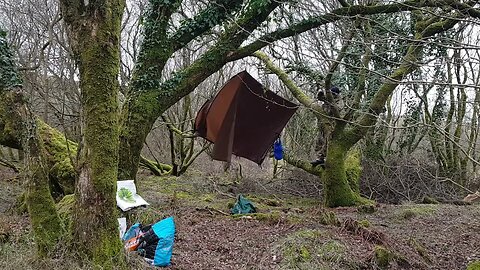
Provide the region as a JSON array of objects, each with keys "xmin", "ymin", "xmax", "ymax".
[{"xmin": 273, "ymin": 138, "xmax": 284, "ymax": 160}]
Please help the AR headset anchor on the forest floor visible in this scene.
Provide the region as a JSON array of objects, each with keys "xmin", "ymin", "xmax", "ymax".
[{"xmin": 0, "ymin": 164, "xmax": 479, "ymax": 270}]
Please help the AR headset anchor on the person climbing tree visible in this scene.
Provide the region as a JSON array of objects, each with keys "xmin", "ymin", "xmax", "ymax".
[{"xmin": 312, "ymin": 86, "xmax": 342, "ymax": 167}]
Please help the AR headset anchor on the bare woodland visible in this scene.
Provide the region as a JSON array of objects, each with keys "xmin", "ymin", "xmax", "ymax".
[{"xmin": 1, "ymin": 0, "xmax": 480, "ymax": 269}]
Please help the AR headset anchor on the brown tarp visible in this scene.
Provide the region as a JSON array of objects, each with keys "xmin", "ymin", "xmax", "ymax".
[{"xmin": 194, "ymin": 71, "xmax": 298, "ymax": 165}]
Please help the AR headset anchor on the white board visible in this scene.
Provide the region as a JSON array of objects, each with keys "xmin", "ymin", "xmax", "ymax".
[{"xmin": 116, "ymin": 180, "xmax": 149, "ymax": 211}]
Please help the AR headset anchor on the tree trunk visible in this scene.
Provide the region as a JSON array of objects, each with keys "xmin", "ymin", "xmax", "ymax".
[
  {"xmin": 59, "ymin": 0, "xmax": 125, "ymax": 266},
  {"xmin": 323, "ymin": 140, "xmax": 360, "ymax": 207},
  {"xmin": 1, "ymin": 91, "xmax": 63, "ymax": 255},
  {"xmin": 24, "ymin": 115, "xmax": 64, "ymax": 256},
  {"xmin": 118, "ymin": 95, "xmax": 160, "ymax": 180},
  {"xmin": 0, "ymin": 34, "xmax": 62, "ymax": 256}
]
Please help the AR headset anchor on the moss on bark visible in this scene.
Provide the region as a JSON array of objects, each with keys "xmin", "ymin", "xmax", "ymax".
[
  {"xmin": 323, "ymin": 141, "xmax": 368, "ymax": 207},
  {"xmin": 56, "ymin": 194, "xmax": 75, "ymax": 232},
  {"xmin": 1, "ymin": 34, "xmax": 62, "ymax": 257},
  {"xmin": 345, "ymin": 149, "xmax": 362, "ymax": 194},
  {"xmin": 139, "ymin": 156, "xmax": 172, "ymax": 176},
  {"xmin": 25, "ymin": 155, "xmax": 64, "ymax": 256},
  {"xmin": 1, "ymin": 95, "xmax": 77, "ymax": 196},
  {"xmin": 24, "ymin": 118, "xmax": 64, "ymax": 256},
  {"xmin": 59, "ymin": 0, "xmax": 126, "ymax": 267}
]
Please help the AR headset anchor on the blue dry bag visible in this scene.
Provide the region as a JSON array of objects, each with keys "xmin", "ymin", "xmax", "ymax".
[{"xmin": 273, "ymin": 138, "xmax": 284, "ymax": 160}]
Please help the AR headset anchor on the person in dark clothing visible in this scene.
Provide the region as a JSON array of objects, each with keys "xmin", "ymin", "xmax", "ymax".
[
  {"xmin": 311, "ymin": 86, "xmax": 341, "ymax": 168},
  {"xmin": 316, "ymin": 86, "xmax": 341, "ymax": 101},
  {"xmin": 310, "ymin": 153, "xmax": 325, "ymax": 168},
  {"xmin": 330, "ymin": 86, "xmax": 341, "ymax": 97}
]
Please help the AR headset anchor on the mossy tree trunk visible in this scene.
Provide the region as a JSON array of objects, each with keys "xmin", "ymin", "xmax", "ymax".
[
  {"xmin": 323, "ymin": 139, "xmax": 358, "ymax": 207},
  {"xmin": 24, "ymin": 111, "xmax": 64, "ymax": 256},
  {"xmin": 59, "ymin": 0, "xmax": 125, "ymax": 266},
  {"xmin": 322, "ymin": 16, "xmax": 459, "ymax": 207},
  {"xmin": 0, "ymin": 32, "xmax": 62, "ymax": 256}
]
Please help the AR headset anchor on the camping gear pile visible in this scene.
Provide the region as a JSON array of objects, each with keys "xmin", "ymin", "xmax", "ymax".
[
  {"xmin": 116, "ymin": 181, "xmax": 175, "ymax": 267},
  {"xmin": 122, "ymin": 217, "xmax": 176, "ymax": 267}
]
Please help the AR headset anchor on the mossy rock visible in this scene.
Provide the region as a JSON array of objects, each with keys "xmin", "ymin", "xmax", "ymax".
[
  {"xmin": 374, "ymin": 245, "xmax": 394, "ymax": 268},
  {"xmin": 232, "ymin": 211, "xmax": 282, "ymax": 224},
  {"xmin": 467, "ymin": 261, "xmax": 480, "ymax": 270},
  {"xmin": 252, "ymin": 212, "xmax": 282, "ymax": 224}
]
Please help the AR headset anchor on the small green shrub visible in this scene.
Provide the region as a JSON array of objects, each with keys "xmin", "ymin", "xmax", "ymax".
[{"xmin": 467, "ymin": 261, "xmax": 480, "ymax": 270}]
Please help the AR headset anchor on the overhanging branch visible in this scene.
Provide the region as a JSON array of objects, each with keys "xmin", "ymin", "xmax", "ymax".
[
  {"xmin": 168, "ymin": 0, "xmax": 243, "ymax": 50},
  {"xmin": 227, "ymin": 0, "xmax": 476, "ymax": 61},
  {"xmin": 155, "ymin": 0, "xmax": 284, "ymax": 110},
  {"xmin": 252, "ymin": 51, "xmax": 325, "ymax": 119}
]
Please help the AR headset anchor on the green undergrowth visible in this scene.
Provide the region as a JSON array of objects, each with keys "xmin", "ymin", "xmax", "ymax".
[
  {"xmin": 138, "ymin": 174, "xmax": 323, "ymax": 220},
  {"xmin": 396, "ymin": 204, "xmax": 438, "ymax": 220},
  {"xmin": 135, "ymin": 174, "xmax": 332, "ymax": 228},
  {"xmin": 278, "ymin": 229, "xmax": 359, "ymax": 270},
  {"xmin": 56, "ymin": 194, "xmax": 74, "ymax": 232},
  {"xmin": 358, "ymin": 219, "xmax": 371, "ymax": 228},
  {"xmin": 467, "ymin": 261, "xmax": 480, "ymax": 270},
  {"xmin": 318, "ymin": 210, "xmax": 341, "ymax": 226},
  {"xmin": 373, "ymin": 245, "xmax": 411, "ymax": 269},
  {"xmin": 374, "ymin": 245, "xmax": 395, "ymax": 269},
  {"xmin": 408, "ymin": 238, "xmax": 431, "ymax": 263}
]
